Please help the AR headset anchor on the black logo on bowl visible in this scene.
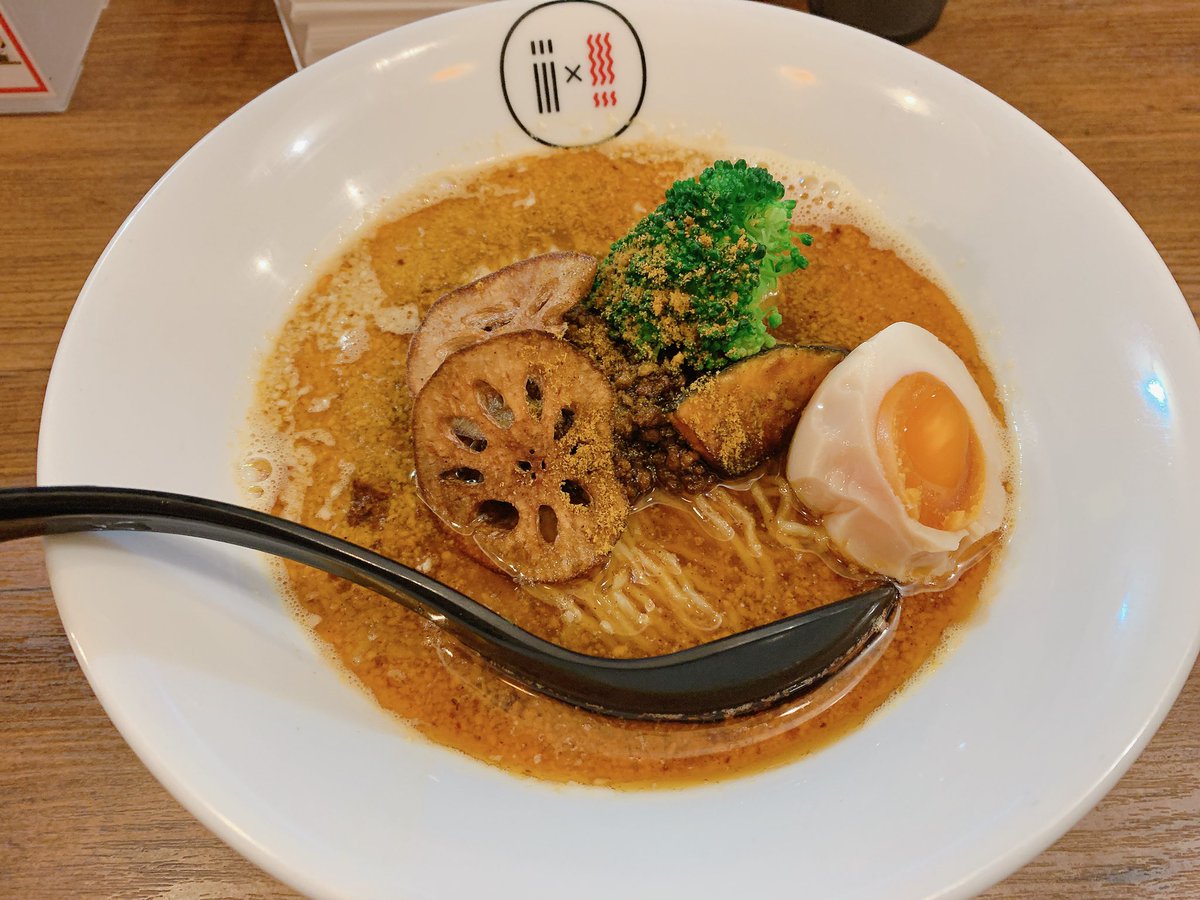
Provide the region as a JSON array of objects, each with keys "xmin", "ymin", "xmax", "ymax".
[{"xmin": 500, "ymin": 1, "xmax": 646, "ymax": 148}]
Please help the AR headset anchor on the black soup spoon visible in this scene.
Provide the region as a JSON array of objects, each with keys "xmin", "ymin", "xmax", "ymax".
[{"xmin": 0, "ymin": 486, "xmax": 900, "ymax": 722}]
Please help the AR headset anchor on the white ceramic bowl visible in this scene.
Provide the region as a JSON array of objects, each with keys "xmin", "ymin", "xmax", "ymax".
[{"xmin": 38, "ymin": 1, "xmax": 1200, "ymax": 897}]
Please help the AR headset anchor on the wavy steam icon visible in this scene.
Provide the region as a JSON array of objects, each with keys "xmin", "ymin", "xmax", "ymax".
[{"xmin": 587, "ymin": 32, "xmax": 617, "ymax": 108}]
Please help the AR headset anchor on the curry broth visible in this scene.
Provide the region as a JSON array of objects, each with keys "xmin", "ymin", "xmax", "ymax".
[{"xmin": 249, "ymin": 146, "xmax": 997, "ymax": 787}]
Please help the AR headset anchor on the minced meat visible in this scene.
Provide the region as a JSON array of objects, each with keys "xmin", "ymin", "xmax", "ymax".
[{"xmin": 564, "ymin": 306, "xmax": 719, "ymax": 499}]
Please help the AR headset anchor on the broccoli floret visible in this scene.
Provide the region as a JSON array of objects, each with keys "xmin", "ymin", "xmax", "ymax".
[{"xmin": 588, "ymin": 159, "xmax": 811, "ymax": 373}]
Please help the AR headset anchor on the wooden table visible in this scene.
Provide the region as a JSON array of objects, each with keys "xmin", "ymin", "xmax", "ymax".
[{"xmin": 2, "ymin": 0, "xmax": 1196, "ymax": 894}]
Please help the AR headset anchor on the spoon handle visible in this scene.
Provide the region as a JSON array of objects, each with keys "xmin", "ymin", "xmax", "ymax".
[
  {"xmin": 0, "ymin": 485, "xmax": 899, "ymax": 721},
  {"xmin": 0, "ymin": 484, "xmax": 551, "ymax": 652}
]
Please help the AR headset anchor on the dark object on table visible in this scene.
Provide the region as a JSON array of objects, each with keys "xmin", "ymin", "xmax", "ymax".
[{"xmin": 809, "ymin": 0, "xmax": 948, "ymax": 44}]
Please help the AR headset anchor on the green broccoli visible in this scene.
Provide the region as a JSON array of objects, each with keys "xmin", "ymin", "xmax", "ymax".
[{"xmin": 588, "ymin": 159, "xmax": 812, "ymax": 373}]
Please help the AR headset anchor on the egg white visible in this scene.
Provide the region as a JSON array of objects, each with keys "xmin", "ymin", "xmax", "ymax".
[{"xmin": 786, "ymin": 322, "xmax": 1008, "ymax": 585}]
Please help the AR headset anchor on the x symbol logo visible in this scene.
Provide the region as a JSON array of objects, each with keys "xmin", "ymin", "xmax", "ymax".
[{"xmin": 565, "ymin": 64, "xmax": 582, "ymax": 83}]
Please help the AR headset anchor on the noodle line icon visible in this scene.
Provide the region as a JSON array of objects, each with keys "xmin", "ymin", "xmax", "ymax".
[
  {"xmin": 587, "ymin": 32, "xmax": 617, "ymax": 108},
  {"xmin": 530, "ymin": 39, "xmax": 560, "ymax": 114}
]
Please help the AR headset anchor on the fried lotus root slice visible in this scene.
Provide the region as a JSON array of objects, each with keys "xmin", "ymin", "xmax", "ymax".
[
  {"xmin": 412, "ymin": 330, "xmax": 629, "ymax": 583},
  {"xmin": 670, "ymin": 344, "xmax": 847, "ymax": 476},
  {"xmin": 405, "ymin": 251, "xmax": 598, "ymax": 396}
]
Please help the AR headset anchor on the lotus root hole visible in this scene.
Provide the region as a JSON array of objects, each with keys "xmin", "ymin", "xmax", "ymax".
[
  {"xmin": 554, "ymin": 407, "xmax": 575, "ymax": 440},
  {"xmin": 560, "ymin": 480, "xmax": 590, "ymax": 506},
  {"xmin": 538, "ymin": 505, "xmax": 559, "ymax": 544},
  {"xmin": 475, "ymin": 381, "xmax": 514, "ymax": 429},
  {"xmin": 476, "ymin": 309, "xmax": 515, "ymax": 334},
  {"xmin": 450, "ymin": 417, "xmax": 488, "ymax": 452},
  {"xmin": 476, "ymin": 499, "xmax": 518, "ymax": 531},
  {"xmin": 525, "ymin": 378, "xmax": 543, "ymax": 418},
  {"xmin": 441, "ymin": 467, "xmax": 484, "ymax": 485}
]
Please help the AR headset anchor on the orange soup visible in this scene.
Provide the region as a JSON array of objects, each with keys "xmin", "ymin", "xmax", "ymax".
[{"xmin": 246, "ymin": 144, "xmax": 1003, "ymax": 787}]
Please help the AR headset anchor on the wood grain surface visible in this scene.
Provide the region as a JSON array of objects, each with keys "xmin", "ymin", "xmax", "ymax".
[{"xmin": 1, "ymin": 0, "xmax": 1197, "ymax": 895}]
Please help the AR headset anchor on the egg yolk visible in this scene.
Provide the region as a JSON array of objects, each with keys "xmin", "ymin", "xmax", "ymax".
[{"xmin": 875, "ymin": 372, "xmax": 985, "ymax": 530}]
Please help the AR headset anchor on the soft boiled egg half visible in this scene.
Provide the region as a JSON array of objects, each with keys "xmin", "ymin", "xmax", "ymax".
[{"xmin": 786, "ymin": 322, "xmax": 1008, "ymax": 587}]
